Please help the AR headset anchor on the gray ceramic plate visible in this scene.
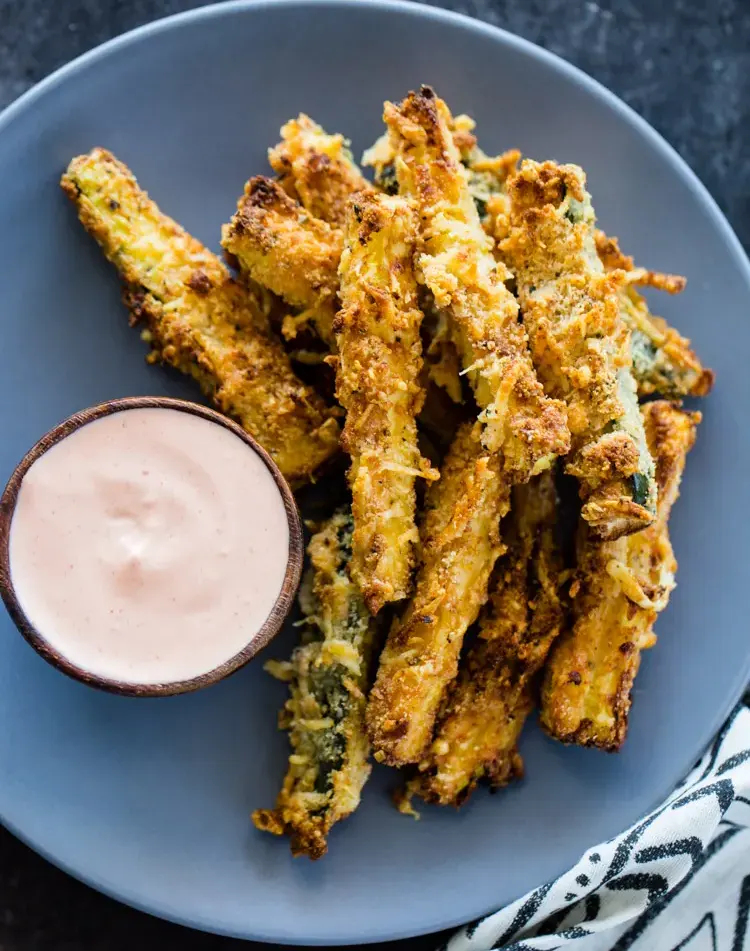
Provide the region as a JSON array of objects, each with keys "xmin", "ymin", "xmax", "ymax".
[{"xmin": 0, "ymin": 0, "xmax": 748, "ymax": 944}]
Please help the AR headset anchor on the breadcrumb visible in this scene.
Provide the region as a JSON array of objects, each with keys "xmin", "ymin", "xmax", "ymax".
[
  {"xmin": 61, "ymin": 149, "xmax": 339, "ymax": 485},
  {"xmin": 366, "ymin": 422, "xmax": 509, "ymax": 766},
  {"xmin": 504, "ymin": 159, "xmax": 656, "ymax": 540},
  {"xmin": 253, "ymin": 511, "xmax": 376, "ymax": 859},
  {"xmin": 540, "ymin": 401, "xmax": 700, "ymax": 750},
  {"xmin": 335, "ymin": 192, "xmax": 438, "ymax": 613},
  {"xmin": 222, "ymin": 176, "xmax": 342, "ymax": 344},
  {"xmin": 404, "ymin": 469, "xmax": 565, "ymax": 806},
  {"xmin": 269, "ymin": 114, "xmax": 374, "ymax": 227},
  {"xmin": 384, "ymin": 87, "xmax": 569, "ymax": 476}
]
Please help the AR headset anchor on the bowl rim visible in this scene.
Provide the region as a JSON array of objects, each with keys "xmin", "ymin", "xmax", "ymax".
[
  {"xmin": 0, "ymin": 0, "xmax": 749, "ymax": 944},
  {"xmin": 0, "ymin": 396, "xmax": 304, "ymax": 697}
]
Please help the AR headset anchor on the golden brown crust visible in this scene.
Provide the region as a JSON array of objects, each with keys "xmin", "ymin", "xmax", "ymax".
[
  {"xmin": 335, "ymin": 193, "xmax": 438, "ymax": 613},
  {"xmin": 384, "ymin": 87, "xmax": 569, "ymax": 475},
  {"xmin": 595, "ymin": 230, "xmax": 687, "ymax": 294},
  {"xmin": 252, "ymin": 511, "xmax": 375, "ymax": 859},
  {"xmin": 222, "ymin": 176, "xmax": 342, "ymax": 343},
  {"xmin": 404, "ymin": 470, "xmax": 565, "ymax": 807},
  {"xmin": 61, "ymin": 149, "xmax": 339, "ymax": 485},
  {"xmin": 540, "ymin": 401, "xmax": 700, "ymax": 750},
  {"xmin": 366, "ymin": 422, "xmax": 509, "ymax": 766},
  {"xmin": 269, "ymin": 114, "xmax": 374, "ymax": 227},
  {"xmin": 363, "ymin": 117, "xmax": 520, "ymax": 246},
  {"xmin": 503, "ymin": 160, "xmax": 656, "ymax": 540},
  {"xmin": 595, "ymin": 232, "xmax": 714, "ymax": 399}
]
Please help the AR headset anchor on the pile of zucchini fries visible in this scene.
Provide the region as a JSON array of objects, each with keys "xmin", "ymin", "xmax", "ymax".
[{"xmin": 61, "ymin": 85, "xmax": 712, "ymax": 859}]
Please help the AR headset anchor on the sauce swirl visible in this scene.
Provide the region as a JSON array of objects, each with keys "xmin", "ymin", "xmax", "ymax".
[{"xmin": 8, "ymin": 406, "xmax": 290, "ymax": 685}]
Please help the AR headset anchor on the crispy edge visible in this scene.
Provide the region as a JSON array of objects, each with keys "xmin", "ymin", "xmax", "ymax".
[
  {"xmin": 364, "ymin": 120, "xmax": 517, "ymax": 408},
  {"xmin": 540, "ymin": 401, "xmax": 700, "ymax": 749},
  {"xmin": 334, "ymin": 192, "xmax": 438, "ymax": 613},
  {"xmin": 222, "ymin": 176, "xmax": 342, "ymax": 344},
  {"xmin": 503, "ymin": 159, "xmax": 656, "ymax": 540},
  {"xmin": 362, "ymin": 119, "xmax": 520, "ymax": 246},
  {"xmin": 402, "ymin": 470, "xmax": 564, "ymax": 808},
  {"xmin": 384, "ymin": 86, "xmax": 569, "ymax": 475},
  {"xmin": 269, "ymin": 114, "xmax": 374, "ymax": 227},
  {"xmin": 252, "ymin": 511, "xmax": 375, "ymax": 859},
  {"xmin": 61, "ymin": 149, "xmax": 339, "ymax": 485},
  {"xmin": 595, "ymin": 230, "xmax": 686, "ymax": 294},
  {"xmin": 366, "ymin": 421, "xmax": 509, "ymax": 766},
  {"xmin": 596, "ymin": 231, "xmax": 714, "ymax": 399}
]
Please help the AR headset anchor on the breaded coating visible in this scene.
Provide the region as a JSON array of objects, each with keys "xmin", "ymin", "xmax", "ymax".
[
  {"xmin": 222, "ymin": 176, "xmax": 342, "ymax": 344},
  {"xmin": 464, "ymin": 149, "xmax": 521, "ymax": 247},
  {"xmin": 540, "ymin": 401, "xmax": 700, "ymax": 750},
  {"xmin": 366, "ymin": 113, "xmax": 519, "ymax": 409},
  {"xmin": 454, "ymin": 117, "xmax": 520, "ymax": 246},
  {"xmin": 253, "ymin": 510, "xmax": 377, "ymax": 859},
  {"xmin": 335, "ymin": 193, "xmax": 438, "ymax": 614},
  {"xmin": 402, "ymin": 470, "xmax": 565, "ymax": 807},
  {"xmin": 503, "ymin": 160, "xmax": 656, "ymax": 540},
  {"xmin": 364, "ymin": 135, "xmax": 466, "ymax": 406},
  {"xmin": 61, "ymin": 149, "xmax": 339, "ymax": 485},
  {"xmin": 269, "ymin": 114, "xmax": 374, "ymax": 227},
  {"xmin": 384, "ymin": 87, "xmax": 569, "ymax": 476},
  {"xmin": 596, "ymin": 232, "xmax": 714, "ymax": 399},
  {"xmin": 363, "ymin": 117, "xmax": 520, "ymax": 245},
  {"xmin": 418, "ymin": 128, "xmax": 520, "ymax": 404},
  {"xmin": 366, "ymin": 422, "xmax": 509, "ymax": 766},
  {"xmin": 595, "ymin": 230, "xmax": 687, "ymax": 294},
  {"xmin": 624, "ymin": 287, "xmax": 714, "ymax": 399}
]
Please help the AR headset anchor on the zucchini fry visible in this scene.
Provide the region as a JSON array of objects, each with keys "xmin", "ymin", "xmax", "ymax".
[
  {"xmin": 384, "ymin": 87, "xmax": 569, "ymax": 475},
  {"xmin": 596, "ymin": 232, "xmax": 714, "ymax": 399},
  {"xmin": 503, "ymin": 160, "xmax": 656, "ymax": 540},
  {"xmin": 365, "ymin": 134, "xmax": 466, "ymax": 407},
  {"xmin": 453, "ymin": 117, "xmax": 520, "ymax": 246},
  {"xmin": 366, "ymin": 422, "xmax": 509, "ymax": 766},
  {"xmin": 269, "ymin": 114, "xmax": 374, "ymax": 227},
  {"xmin": 363, "ymin": 117, "xmax": 520, "ymax": 245},
  {"xmin": 61, "ymin": 149, "xmax": 339, "ymax": 485},
  {"xmin": 540, "ymin": 401, "xmax": 700, "ymax": 750},
  {"xmin": 335, "ymin": 193, "xmax": 438, "ymax": 614},
  {"xmin": 253, "ymin": 510, "xmax": 376, "ymax": 859},
  {"xmin": 403, "ymin": 469, "xmax": 565, "ymax": 807},
  {"xmin": 595, "ymin": 230, "xmax": 687, "ymax": 295},
  {"xmin": 625, "ymin": 288, "xmax": 714, "ymax": 399},
  {"xmin": 222, "ymin": 176, "xmax": 342, "ymax": 344}
]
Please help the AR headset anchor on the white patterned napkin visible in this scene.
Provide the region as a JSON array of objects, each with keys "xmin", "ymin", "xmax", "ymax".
[{"xmin": 444, "ymin": 705, "xmax": 750, "ymax": 951}]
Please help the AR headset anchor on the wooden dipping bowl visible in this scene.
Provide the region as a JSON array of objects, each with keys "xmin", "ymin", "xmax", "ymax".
[{"xmin": 0, "ymin": 397, "xmax": 303, "ymax": 697}]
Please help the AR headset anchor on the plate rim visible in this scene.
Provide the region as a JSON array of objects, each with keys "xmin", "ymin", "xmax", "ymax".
[{"xmin": 1, "ymin": 0, "xmax": 749, "ymax": 944}]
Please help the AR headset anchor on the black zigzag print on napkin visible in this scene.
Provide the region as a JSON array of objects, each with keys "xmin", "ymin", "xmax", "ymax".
[{"xmin": 444, "ymin": 704, "xmax": 750, "ymax": 951}]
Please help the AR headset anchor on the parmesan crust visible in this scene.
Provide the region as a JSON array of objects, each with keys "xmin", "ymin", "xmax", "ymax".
[
  {"xmin": 222, "ymin": 176, "xmax": 342, "ymax": 344},
  {"xmin": 335, "ymin": 192, "xmax": 438, "ymax": 613},
  {"xmin": 595, "ymin": 231, "xmax": 714, "ymax": 400},
  {"xmin": 61, "ymin": 149, "xmax": 339, "ymax": 486},
  {"xmin": 402, "ymin": 469, "xmax": 565, "ymax": 807},
  {"xmin": 269, "ymin": 114, "xmax": 374, "ymax": 227},
  {"xmin": 540, "ymin": 401, "xmax": 700, "ymax": 750},
  {"xmin": 366, "ymin": 422, "xmax": 509, "ymax": 766},
  {"xmin": 253, "ymin": 511, "xmax": 376, "ymax": 859},
  {"xmin": 384, "ymin": 87, "xmax": 569, "ymax": 475},
  {"xmin": 503, "ymin": 159, "xmax": 657, "ymax": 540}
]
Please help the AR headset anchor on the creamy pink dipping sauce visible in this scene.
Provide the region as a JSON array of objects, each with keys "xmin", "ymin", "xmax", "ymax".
[{"xmin": 8, "ymin": 407, "xmax": 290, "ymax": 685}]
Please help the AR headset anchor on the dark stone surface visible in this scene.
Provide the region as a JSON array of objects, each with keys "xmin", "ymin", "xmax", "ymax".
[{"xmin": 0, "ymin": 1, "xmax": 746, "ymax": 948}]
